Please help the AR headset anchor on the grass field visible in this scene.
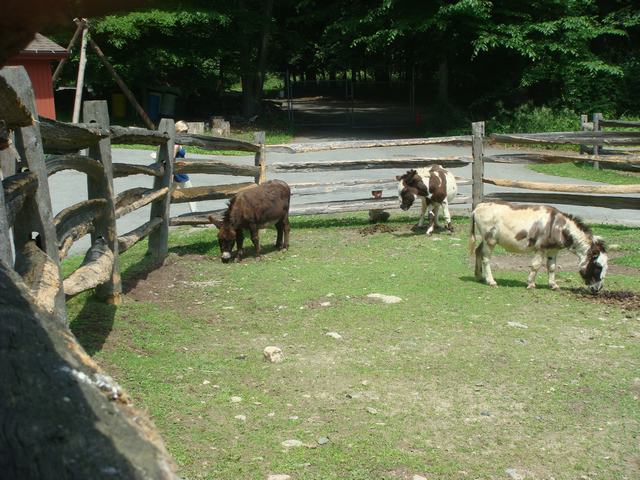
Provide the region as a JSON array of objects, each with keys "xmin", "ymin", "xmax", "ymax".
[
  {"xmin": 65, "ymin": 214, "xmax": 640, "ymax": 480},
  {"xmin": 529, "ymin": 162, "xmax": 640, "ymax": 186}
]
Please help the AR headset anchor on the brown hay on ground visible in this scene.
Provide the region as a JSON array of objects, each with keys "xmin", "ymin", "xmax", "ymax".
[
  {"xmin": 358, "ymin": 224, "xmax": 398, "ymax": 236},
  {"xmin": 575, "ymin": 290, "xmax": 640, "ymax": 311}
]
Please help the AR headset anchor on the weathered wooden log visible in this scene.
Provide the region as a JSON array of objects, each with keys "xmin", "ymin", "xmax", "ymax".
[
  {"xmin": 39, "ymin": 116, "xmax": 110, "ymax": 153},
  {"xmin": 170, "ymin": 182, "xmax": 256, "ymax": 203},
  {"xmin": 170, "ymin": 211, "xmax": 222, "ymax": 226},
  {"xmin": 0, "ymin": 164, "xmax": 12, "ymax": 265},
  {"xmin": 174, "ymin": 160, "xmax": 258, "ymax": 177},
  {"xmin": 472, "ymin": 122, "xmax": 485, "ymax": 209},
  {"xmin": 112, "ymin": 162, "xmax": 163, "ymax": 178},
  {"xmin": 483, "ymin": 177, "xmax": 640, "ymax": 194},
  {"xmin": 484, "ymin": 152, "xmax": 640, "ymax": 165},
  {"xmin": 59, "ymin": 222, "xmax": 94, "ymax": 260},
  {"xmin": 599, "ymin": 119, "xmax": 640, "ymax": 128},
  {"xmin": 148, "ymin": 119, "xmax": 174, "ymax": 262},
  {"xmin": 484, "ymin": 192, "xmax": 639, "ymax": 210},
  {"xmin": 490, "ymin": 131, "xmax": 640, "ymax": 147},
  {"xmin": 54, "ymin": 198, "xmax": 106, "ymax": 252},
  {"xmin": 0, "ymin": 73, "xmax": 33, "ymax": 128},
  {"xmin": 115, "ymin": 187, "xmax": 169, "ymax": 219},
  {"xmin": 45, "ymin": 153, "xmax": 104, "ymax": 178},
  {"xmin": 110, "ymin": 125, "xmax": 169, "ymax": 145},
  {"xmin": 269, "ymin": 156, "xmax": 471, "ymax": 173},
  {"xmin": 14, "ymin": 240, "xmax": 60, "ymax": 314},
  {"xmin": 290, "ymin": 176, "xmax": 473, "ymax": 196},
  {"xmin": 117, "ymin": 217, "xmax": 163, "ymax": 253},
  {"xmin": 0, "ymin": 263, "xmax": 179, "ymax": 479},
  {"xmin": 3, "ymin": 67, "xmax": 66, "ymax": 320},
  {"xmin": 51, "ymin": 20, "xmax": 84, "ymax": 84},
  {"xmin": 176, "ymin": 133, "xmax": 259, "ymax": 153},
  {"xmin": 267, "ymin": 135, "xmax": 472, "ymax": 153},
  {"xmin": 2, "ymin": 171, "xmax": 37, "ymax": 225},
  {"xmin": 63, "ymin": 237, "xmax": 114, "ymax": 297}
]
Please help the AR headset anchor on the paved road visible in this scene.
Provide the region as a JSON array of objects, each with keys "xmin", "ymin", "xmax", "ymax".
[{"xmin": 48, "ymin": 142, "xmax": 639, "ymax": 256}]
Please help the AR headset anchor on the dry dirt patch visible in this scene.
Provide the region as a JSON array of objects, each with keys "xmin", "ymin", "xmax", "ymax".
[{"xmin": 358, "ymin": 224, "xmax": 398, "ymax": 235}]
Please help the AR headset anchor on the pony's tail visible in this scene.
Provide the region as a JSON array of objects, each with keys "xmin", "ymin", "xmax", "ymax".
[{"xmin": 468, "ymin": 211, "xmax": 477, "ymax": 256}]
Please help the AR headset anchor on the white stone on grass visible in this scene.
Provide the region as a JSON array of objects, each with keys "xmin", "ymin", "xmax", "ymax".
[
  {"xmin": 326, "ymin": 331, "xmax": 343, "ymax": 340},
  {"xmin": 281, "ymin": 439, "xmax": 305, "ymax": 448},
  {"xmin": 505, "ymin": 468, "xmax": 524, "ymax": 480},
  {"xmin": 230, "ymin": 396, "xmax": 242, "ymax": 403},
  {"xmin": 413, "ymin": 475, "xmax": 428, "ymax": 480},
  {"xmin": 367, "ymin": 293, "xmax": 402, "ymax": 304},
  {"xmin": 234, "ymin": 415, "xmax": 246, "ymax": 422},
  {"xmin": 507, "ymin": 321, "xmax": 528, "ymax": 329},
  {"xmin": 267, "ymin": 475, "xmax": 291, "ymax": 480},
  {"xmin": 263, "ymin": 346, "xmax": 284, "ymax": 363}
]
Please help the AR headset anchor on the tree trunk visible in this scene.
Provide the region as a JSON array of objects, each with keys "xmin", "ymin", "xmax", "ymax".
[{"xmin": 437, "ymin": 56, "xmax": 449, "ymax": 105}]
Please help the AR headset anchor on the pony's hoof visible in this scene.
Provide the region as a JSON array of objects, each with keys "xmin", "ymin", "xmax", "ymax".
[
  {"xmin": 487, "ymin": 280, "xmax": 498, "ymax": 287},
  {"xmin": 527, "ymin": 283, "xmax": 536, "ymax": 289}
]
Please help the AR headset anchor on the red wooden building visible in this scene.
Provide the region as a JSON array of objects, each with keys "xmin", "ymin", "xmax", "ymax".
[{"xmin": 7, "ymin": 33, "xmax": 67, "ymax": 119}]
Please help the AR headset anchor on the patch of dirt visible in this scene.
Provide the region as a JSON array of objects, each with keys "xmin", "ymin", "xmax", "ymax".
[
  {"xmin": 358, "ymin": 224, "xmax": 398, "ymax": 236},
  {"xmin": 574, "ymin": 290, "xmax": 640, "ymax": 311}
]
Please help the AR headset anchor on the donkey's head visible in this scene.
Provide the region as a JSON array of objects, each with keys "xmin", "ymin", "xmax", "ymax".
[
  {"xmin": 579, "ymin": 237, "xmax": 608, "ymax": 294},
  {"xmin": 209, "ymin": 215, "xmax": 236, "ymax": 263},
  {"xmin": 396, "ymin": 169, "xmax": 423, "ymax": 211}
]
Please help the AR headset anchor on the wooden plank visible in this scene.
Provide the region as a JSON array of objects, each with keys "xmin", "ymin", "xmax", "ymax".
[
  {"xmin": 170, "ymin": 182, "xmax": 255, "ymax": 203},
  {"xmin": 174, "ymin": 160, "xmax": 258, "ymax": 177},
  {"xmin": 484, "ymin": 192, "xmax": 639, "ymax": 210},
  {"xmin": 51, "ymin": 20, "xmax": 84, "ymax": 84},
  {"xmin": 490, "ymin": 131, "xmax": 640, "ymax": 147},
  {"xmin": 112, "ymin": 162, "xmax": 163, "ymax": 178},
  {"xmin": 599, "ymin": 119, "xmax": 640, "ymax": 128},
  {"xmin": 267, "ymin": 135, "xmax": 472, "ymax": 153},
  {"xmin": 39, "ymin": 116, "xmax": 109, "ymax": 153},
  {"xmin": 14, "ymin": 240, "xmax": 60, "ymax": 314},
  {"xmin": 45, "ymin": 153, "xmax": 104, "ymax": 178},
  {"xmin": 0, "ymin": 70, "xmax": 34, "ymax": 128},
  {"xmin": 472, "ymin": 122, "xmax": 484, "ymax": 209},
  {"xmin": 148, "ymin": 119, "xmax": 175, "ymax": 262},
  {"xmin": 269, "ymin": 156, "xmax": 471, "ymax": 173},
  {"xmin": 71, "ymin": 25, "xmax": 88, "ymax": 124},
  {"xmin": 110, "ymin": 125, "xmax": 169, "ymax": 145},
  {"xmin": 54, "ymin": 198, "xmax": 106, "ymax": 254},
  {"xmin": 117, "ymin": 217, "xmax": 163, "ymax": 253},
  {"xmin": 63, "ymin": 238, "xmax": 115, "ymax": 297},
  {"xmin": 0, "ymin": 167, "xmax": 13, "ymax": 265},
  {"xmin": 2, "ymin": 171, "xmax": 38, "ymax": 226},
  {"xmin": 254, "ymin": 131, "xmax": 266, "ymax": 184},
  {"xmin": 115, "ymin": 187, "xmax": 169, "ymax": 219},
  {"xmin": 176, "ymin": 133, "xmax": 260, "ymax": 153},
  {"xmin": 2, "ymin": 67, "xmax": 65, "ymax": 321},
  {"xmin": 84, "ymin": 101, "xmax": 121, "ymax": 304},
  {"xmin": 483, "ymin": 177, "xmax": 640, "ymax": 194},
  {"xmin": 484, "ymin": 152, "xmax": 640, "ymax": 165}
]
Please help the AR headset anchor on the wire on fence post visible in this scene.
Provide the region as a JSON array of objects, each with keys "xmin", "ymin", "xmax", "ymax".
[
  {"xmin": 471, "ymin": 121, "xmax": 485, "ymax": 210},
  {"xmin": 148, "ymin": 118, "xmax": 175, "ymax": 262},
  {"xmin": 83, "ymin": 100, "xmax": 121, "ymax": 305}
]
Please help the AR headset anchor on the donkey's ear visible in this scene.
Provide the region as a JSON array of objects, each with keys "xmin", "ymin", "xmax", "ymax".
[
  {"xmin": 395, "ymin": 175, "xmax": 403, "ymax": 181},
  {"xmin": 208, "ymin": 215, "xmax": 223, "ymax": 229}
]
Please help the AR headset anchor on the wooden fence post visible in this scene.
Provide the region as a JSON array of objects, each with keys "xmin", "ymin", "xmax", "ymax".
[
  {"xmin": 0, "ymin": 120, "xmax": 14, "ymax": 266},
  {"xmin": 253, "ymin": 131, "xmax": 267, "ymax": 184},
  {"xmin": 83, "ymin": 100, "xmax": 121, "ymax": 304},
  {"xmin": 579, "ymin": 114, "xmax": 588, "ymax": 155},
  {"xmin": 148, "ymin": 118, "xmax": 175, "ymax": 262},
  {"xmin": 1, "ymin": 67, "xmax": 65, "ymax": 320},
  {"xmin": 471, "ymin": 121, "xmax": 485, "ymax": 210},
  {"xmin": 593, "ymin": 112, "xmax": 602, "ymax": 170}
]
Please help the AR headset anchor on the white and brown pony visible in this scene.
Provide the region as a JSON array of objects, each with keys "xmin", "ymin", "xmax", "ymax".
[
  {"xmin": 469, "ymin": 201, "xmax": 608, "ymax": 293},
  {"xmin": 396, "ymin": 166, "xmax": 458, "ymax": 235}
]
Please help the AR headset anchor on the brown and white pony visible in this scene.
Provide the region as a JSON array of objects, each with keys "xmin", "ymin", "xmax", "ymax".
[
  {"xmin": 469, "ymin": 201, "xmax": 608, "ymax": 293},
  {"xmin": 209, "ymin": 180, "xmax": 291, "ymax": 263},
  {"xmin": 396, "ymin": 166, "xmax": 458, "ymax": 235}
]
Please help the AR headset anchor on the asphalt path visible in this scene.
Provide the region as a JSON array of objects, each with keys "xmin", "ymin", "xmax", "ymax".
[{"xmin": 47, "ymin": 143, "xmax": 639, "ymax": 256}]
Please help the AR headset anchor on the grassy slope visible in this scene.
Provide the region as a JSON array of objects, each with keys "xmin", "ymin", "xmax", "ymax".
[
  {"xmin": 66, "ymin": 215, "xmax": 640, "ymax": 480},
  {"xmin": 529, "ymin": 162, "xmax": 640, "ymax": 185}
]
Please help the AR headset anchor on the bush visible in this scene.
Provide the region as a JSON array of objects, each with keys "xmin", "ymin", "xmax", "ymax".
[{"xmin": 486, "ymin": 103, "xmax": 581, "ymax": 134}]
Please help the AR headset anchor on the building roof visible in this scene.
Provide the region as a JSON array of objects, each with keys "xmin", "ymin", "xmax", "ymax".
[{"xmin": 17, "ymin": 33, "xmax": 67, "ymax": 59}]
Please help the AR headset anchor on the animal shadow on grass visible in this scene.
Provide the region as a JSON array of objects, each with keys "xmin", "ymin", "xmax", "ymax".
[
  {"xmin": 459, "ymin": 275, "xmax": 530, "ymax": 289},
  {"xmin": 169, "ymin": 240, "xmax": 217, "ymax": 257}
]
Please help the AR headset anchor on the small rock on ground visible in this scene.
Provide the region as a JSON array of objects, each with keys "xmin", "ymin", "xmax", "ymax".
[
  {"xmin": 234, "ymin": 414, "xmax": 246, "ymax": 421},
  {"xmin": 326, "ymin": 331, "xmax": 342, "ymax": 340},
  {"xmin": 264, "ymin": 346, "xmax": 284, "ymax": 363},
  {"xmin": 281, "ymin": 439, "xmax": 305, "ymax": 448},
  {"xmin": 413, "ymin": 475, "xmax": 428, "ymax": 480},
  {"xmin": 317, "ymin": 437, "xmax": 330, "ymax": 445},
  {"xmin": 366, "ymin": 407, "xmax": 379, "ymax": 414},
  {"xmin": 230, "ymin": 396, "xmax": 242, "ymax": 403},
  {"xmin": 267, "ymin": 475, "xmax": 291, "ymax": 480},
  {"xmin": 507, "ymin": 321, "xmax": 528, "ymax": 329},
  {"xmin": 367, "ymin": 293, "xmax": 402, "ymax": 304},
  {"xmin": 505, "ymin": 468, "xmax": 525, "ymax": 480}
]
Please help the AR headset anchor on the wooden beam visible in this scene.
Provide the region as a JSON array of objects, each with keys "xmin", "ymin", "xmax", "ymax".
[
  {"xmin": 112, "ymin": 162, "xmax": 163, "ymax": 178},
  {"xmin": 109, "ymin": 125, "xmax": 169, "ymax": 145},
  {"xmin": 599, "ymin": 119, "xmax": 640, "ymax": 128},
  {"xmin": 14, "ymin": 240, "xmax": 61, "ymax": 314},
  {"xmin": 2, "ymin": 171, "xmax": 38, "ymax": 226},
  {"xmin": 484, "ymin": 152, "xmax": 640, "ymax": 165},
  {"xmin": 269, "ymin": 156, "xmax": 471, "ymax": 173},
  {"xmin": 170, "ymin": 182, "xmax": 255, "ymax": 203},
  {"xmin": 176, "ymin": 133, "xmax": 260, "ymax": 153},
  {"xmin": 87, "ymin": 37, "xmax": 155, "ymax": 130},
  {"xmin": 484, "ymin": 192, "xmax": 639, "ymax": 210},
  {"xmin": 483, "ymin": 177, "xmax": 640, "ymax": 194},
  {"xmin": 0, "ymin": 71, "xmax": 34, "ymax": 128},
  {"xmin": 0, "ymin": 168, "xmax": 14, "ymax": 265},
  {"xmin": 46, "ymin": 153, "xmax": 104, "ymax": 178},
  {"xmin": 71, "ymin": 24, "xmax": 88, "ymax": 124},
  {"xmin": 39, "ymin": 117, "xmax": 109, "ymax": 153},
  {"xmin": 51, "ymin": 20, "xmax": 84, "ymax": 84},
  {"xmin": 54, "ymin": 198, "xmax": 106, "ymax": 251},
  {"xmin": 115, "ymin": 187, "xmax": 169, "ymax": 219},
  {"xmin": 117, "ymin": 217, "xmax": 163, "ymax": 253},
  {"xmin": 63, "ymin": 238, "xmax": 114, "ymax": 297},
  {"xmin": 174, "ymin": 160, "xmax": 258, "ymax": 177},
  {"xmin": 471, "ymin": 122, "xmax": 484, "ymax": 209},
  {"xmin": 267, "ymin": 135, "xmax": 472, "ymax": 153},
  {"xmin": 490, "ymin": 131, "xmax": 640, "ymax": 147},
  {"xmin": 254, "ymin": 131, "xmax": 266, "ymax": 184}
]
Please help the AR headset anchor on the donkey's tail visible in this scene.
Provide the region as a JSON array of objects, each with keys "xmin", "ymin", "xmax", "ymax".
[{"xmin": 468, "ymin": 211, "xmax": 477, "ymax": 256}]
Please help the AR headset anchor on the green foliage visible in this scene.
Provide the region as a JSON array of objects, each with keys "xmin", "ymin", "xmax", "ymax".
[{"xmin": 487, "ymin": 104, "xmax": 580, "ymax": 134}]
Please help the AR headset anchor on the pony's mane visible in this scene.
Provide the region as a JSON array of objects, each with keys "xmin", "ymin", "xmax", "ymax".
[
  {"xmin": 223, "ymin": 195, "xmax": 237, "ymax": 223},
  {"xmin": 563, "ymin": 213, "xmax": 592, "ymax": 236}
]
